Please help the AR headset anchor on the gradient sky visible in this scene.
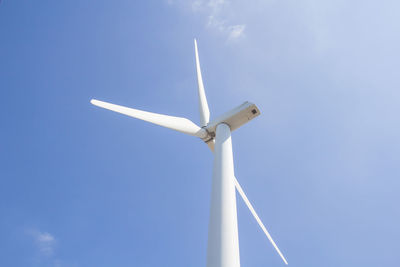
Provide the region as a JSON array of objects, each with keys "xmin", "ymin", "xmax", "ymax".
[{"xmin": 1, "ymin": 1, "xmax": 400, "ymax": 266}]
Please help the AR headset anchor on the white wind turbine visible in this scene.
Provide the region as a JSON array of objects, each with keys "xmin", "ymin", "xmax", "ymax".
[{"xmin": 91, "ymin": 39, "xmax": 288, "ymax": 267}]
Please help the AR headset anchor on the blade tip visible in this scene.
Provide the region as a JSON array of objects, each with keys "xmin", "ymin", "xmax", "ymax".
[{"xmin": 90, "ymin": 99, "xmax": 100, "ymax": 106}]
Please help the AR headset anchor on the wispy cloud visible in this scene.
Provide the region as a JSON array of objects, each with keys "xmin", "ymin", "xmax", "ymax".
[
  {"xmin": 28, "ymin": 229, "xmax": 56, "ymax": 256},
  {"xmin": 168, "ymin": 0, "xmax": 246, "ymax": 40},
  {"xmin": 227, "ymin": 24, "xmax": 246, "ymax": 40}
]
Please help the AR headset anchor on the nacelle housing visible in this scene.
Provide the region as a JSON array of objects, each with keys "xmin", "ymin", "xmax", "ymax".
[{"xmin": 205, "ymin": 102, "xmax": 260, "ymax": 138}]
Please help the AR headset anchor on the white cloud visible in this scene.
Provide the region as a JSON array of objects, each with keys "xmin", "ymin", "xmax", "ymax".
[
  {"xmin": 28, "ymin": 230, "xmax": 56, "ymax": 256},
  {"xmin": 169, "ymin": 0, "xmax": 246, "ymax": 40},
  {"xmin": 227, "ymin": 24, "xmax": 246, "ymax": 40}
]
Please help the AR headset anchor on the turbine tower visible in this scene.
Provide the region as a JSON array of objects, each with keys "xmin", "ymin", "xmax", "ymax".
[{"xmin": 91, "ymin": 39, "xmax": 288, "ymax": 267}]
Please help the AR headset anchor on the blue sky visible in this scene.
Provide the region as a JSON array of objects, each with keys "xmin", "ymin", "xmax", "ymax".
[{"xmin": 1, "ymin": 0, "xmax": 400, "ymax": 266}]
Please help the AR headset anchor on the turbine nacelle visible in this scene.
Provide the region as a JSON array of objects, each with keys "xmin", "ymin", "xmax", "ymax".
[{"xmin": 202, "ymin": 102, "xmax": 260, "ymax": 143}]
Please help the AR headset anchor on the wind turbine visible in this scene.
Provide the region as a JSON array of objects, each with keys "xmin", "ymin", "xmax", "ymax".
[{"xmin": 91, "ymin": 39, "xmax": 288, "ymax": 267}]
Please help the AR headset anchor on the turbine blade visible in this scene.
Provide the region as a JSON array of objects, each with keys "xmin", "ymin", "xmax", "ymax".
[
  {"xmin": 91, "ymin": 99, "xmax": 206, "ymax": 138},
  {"xmin": 234, "ymin": 177, "xmax": 288, "ymax": 265},
  {"xmin": 194, "ymin": 39, "xmax": 210, "ymax": 127},
  {"xmin": 207, "ymin": 140, "xmax": 215, "ymax": 152}
]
